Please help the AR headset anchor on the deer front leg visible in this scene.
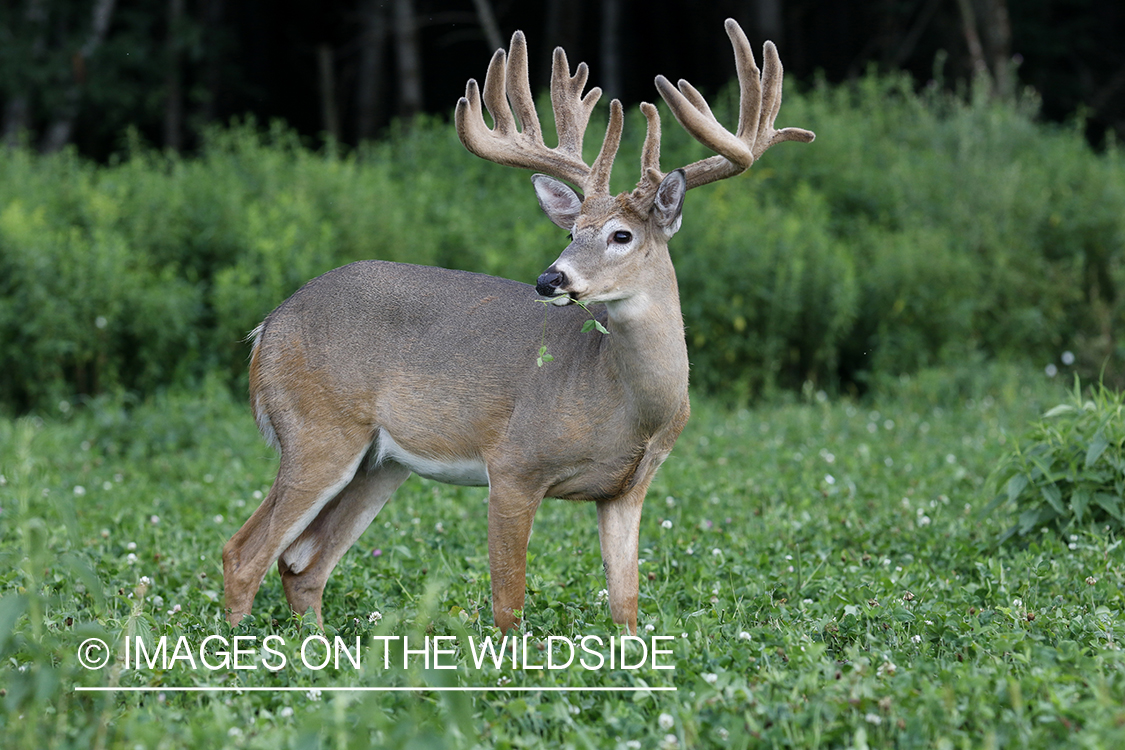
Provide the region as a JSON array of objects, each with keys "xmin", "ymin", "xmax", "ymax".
[
  {"xmin": 486, "ymin": 481, "xmax": 543, "ymax": 633},
  {"xmin": 596, "ymin": 486, "xmax": 649, "ymax": 634}
]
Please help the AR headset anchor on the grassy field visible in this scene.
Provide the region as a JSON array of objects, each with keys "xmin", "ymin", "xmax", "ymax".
[{"xmin": 2, "ymin": 364, "xmax": 1124, "ymax": 749}]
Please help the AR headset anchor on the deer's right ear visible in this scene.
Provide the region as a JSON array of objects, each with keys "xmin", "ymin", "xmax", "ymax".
[{"xmin": 532, "ymin": 174, "xmax": 583, "ymax": 231}]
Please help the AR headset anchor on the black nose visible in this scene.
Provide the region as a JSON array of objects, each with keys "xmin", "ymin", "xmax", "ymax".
[{"xmin": 536, "ymin": 269, "xmax": 567, "ymax": 297}]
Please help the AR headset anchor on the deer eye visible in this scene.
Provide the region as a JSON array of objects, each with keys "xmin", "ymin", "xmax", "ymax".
[{"xmin": 611, "ymin": 230, "xmax": 632, "ymax": 244}]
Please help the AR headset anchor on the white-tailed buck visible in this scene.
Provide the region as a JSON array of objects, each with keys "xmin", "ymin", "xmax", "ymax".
[{"xmin": 222, "ymin": 19, "xmax": 813, "ymax": 633}]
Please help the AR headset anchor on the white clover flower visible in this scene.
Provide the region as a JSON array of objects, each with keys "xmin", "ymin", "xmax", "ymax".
[
  {"xmin": 712, "ymin": 548, "xmax": 721, "ymax": 557},
  {"xmin": 661, "ymin": 519, "xmax": 673, "ymax": 529},
  {"xmin": 1062, "ymin": 351, "xmax": 1075, "ymax": 365},
  {"xmin": 738, "ymin": 631, "xmax": 750, "ymax": 641},
  {"xmin": 645, "ymin": 623, "xmax": 655, "ymax": 632},
  {"xmin": 280, "ymin": 706, "xmax": 294, "ymax": 718},
  {"xmin": 658, "ymin": 712, "xmax": 675, "ymax": 730},
  {"xmin": 140, "ymin": 576, "xmax": 153, "ymax": 586},
  {"xmin": 306, "ymin": 689, "xmax": 322, "ymax": 701},
  {"xmin": 126, "ymin": 542, "xmax": 137, "ymax": 551},
  {"xmin": 597, "ymin": 589, "xmax": 609, "ymax": 603},
  {"xmin": 911, "ymin": 634, "xmax": 922, "ymax": 644},
  {"xmin": 661, "ymin": 735, "xmax": 679, "ymax": 749},
  {"xmin": 1086, "ymin": 576, "xmax": 1098, "ymax": 586},
  {"xmin": 73, "ymin": 485, "xmax": 86, "ymax": 496},
  {"xmin": 1045, "ymin": 364, "xmax": 1058, "ymax": 377},
  {"xmin": 878, "ymin": 661, "xmax": 897, "ymax": 677},
  {"xmin": 150, "ymin": 515, "xmax": 160, "ymax": 525},
  {"xmin": 864, "ymin": 713, "xmax": 882, "ymax": 726},
  {"xmin": 824, "ymin": 474, "xmax": 836, "ymax": 485},
  {"xmin": 702, "ymin": 673, "xmax": 718, "ymax": 685},
  {"xmin": 368, "ymin": 611, "xmax": 382, "ymax": 624},
  {"xmin": 126, "ymin": 553, "xmax": 138, "ymax": 565},
  {"xmin": 213, "ymin": 514, "xmax": 224, "ymax": 524},
  {"xmin": 227, "ymin": 727, "xmax": 243, "ymax": 738},
  {"xmin": 665, "ymin": 496, "xmax": 676, "ymax": 507},
  {"xmin": 102, "ymin": 481, "xmax": 112, "ymax": 491}
]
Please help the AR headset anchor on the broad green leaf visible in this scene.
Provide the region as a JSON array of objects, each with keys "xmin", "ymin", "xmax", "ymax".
[
  {"xmin": 1085, "ymin": 431, "xmax": 1109, "ymax": 468},
  {"xmin": 1071, "ymin": 489, "xmax": 1091, "ymax": 523},
  {"xmin": 1039, "ymin": 484, "xmax": 1064, "ymax": 515},
  {"xmin": 1006, "ymin": 474, "xmax": 1029, "ymax": 504},
  {"xmin": 1094, "ymin": 493, "xmax": 1125, "ymax": 523},
  {"xmin": 1043, "ymin": 404, "xmax": 1076, "ymax": 418}
]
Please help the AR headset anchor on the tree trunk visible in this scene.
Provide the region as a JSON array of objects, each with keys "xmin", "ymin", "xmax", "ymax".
[
  {"xmin": 600, "ymin": 0, "xmax": 622, "ymax": 99},
  {"xmin": 3, "ymin": 0, "xmax": 50, "ymax": 148},
  {"xmin": 393, "ymin": 0, "xmax": 422, "ymax": 121},
  {"xmin": 983, "ymin": 0, "xmax": 1014, "ymax": 99},
  {"xmin": 471, "ymin": 0, "xmax": 503, "ymax": 52},
  {"xmin": 197, "ymin": 0, "xmax": 225, "ymax": 125},
  {"xmin": 163, "ymin": 0, "xmax": 185, "ymax": 151},
  {"xmin": 755, "ymin": 0, "xmax": 783, "ymax": 46},
  {"xmin": 955, "ymin": 0, "xmax": 989, "ymax": 80},
  {"xmin": 356, "ymin": 0, "xmax": 388, "ymax": 141},
  {"xmin": 41, "ymin": 0, "xmax": 118, "ymax": 153},
  {"xmin": 317, "ymin": 44, "xmax": 341, "ymax": 142}
]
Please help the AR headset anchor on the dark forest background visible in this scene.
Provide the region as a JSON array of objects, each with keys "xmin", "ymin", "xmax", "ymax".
[{"xmin": 2, "ymin": 0, "xmax": 1123, "ymax": 158}]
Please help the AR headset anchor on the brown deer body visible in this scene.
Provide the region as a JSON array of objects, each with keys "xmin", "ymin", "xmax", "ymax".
[{"xmin": 222, "ymin": 19, "xmax": 813, "ymax": 633}]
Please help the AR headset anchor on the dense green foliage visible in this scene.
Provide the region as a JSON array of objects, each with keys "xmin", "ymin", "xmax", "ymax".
[
  {"xmin": 2, "ymin": 365, "xmax": 1123, "ymax": 748},
  {"xmin": 990, "ymin": 377, "xmax": 1125, "ymax": 541},
  {"xmin": 1, "ymin": 73, "xmax": 1123, "ymax": 412}
]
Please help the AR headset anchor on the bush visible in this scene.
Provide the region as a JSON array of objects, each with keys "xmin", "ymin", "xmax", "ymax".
[
  {"xmin": 0, "ymin": 71, "xmax": 1123, "ymax": 411},
  {"xmin": 988, "ymin": 378, "xmax": 1125, "ymax": 542}
]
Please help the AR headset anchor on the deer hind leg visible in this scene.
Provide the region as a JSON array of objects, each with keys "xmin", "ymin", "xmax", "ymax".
[
  {"xmin": 278, "ymin": 461, "xmax": 411, "ymax": 625},
  {"xmin": 486, "ymin": 480, "xmax": 543, "ymax": 633},
  {"xmin": 222, "ymin": 436, "xmax": 372, "ymax": 627},
  {"xmin": 596, "ymin": 482, "xmax": 651, "ymax": 635}
]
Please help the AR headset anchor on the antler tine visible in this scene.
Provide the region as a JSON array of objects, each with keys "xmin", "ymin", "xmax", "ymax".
[
  {"xmin": 755, "ymin": 41, "xmax": 815, "ymax": 159},
  {"xmin": 504, "ymin": 30, "xmax": 542, "ymax": 143},
  {"xmin": 550, "ymin": 47, "xmax": 600, "ymax": 156},
  {"xmin": 588, "ymin": 99, "xmax": 624, "ymax": 196},
  {"xmin": 655, "ymin": 18, "xmax": 814, "ymax": 191},
  {"xmin": 629, "ymin": 101, "xmax": 665, "ymax": 201},
  {"xmin": 456, "ymin": 30, "xmax": 620, "ymax": 195}
]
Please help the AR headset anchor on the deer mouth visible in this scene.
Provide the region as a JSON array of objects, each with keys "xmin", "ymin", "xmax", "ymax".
[{"xmin": 542, "ymin": 291, "xmax": 575, "ymax": 306}]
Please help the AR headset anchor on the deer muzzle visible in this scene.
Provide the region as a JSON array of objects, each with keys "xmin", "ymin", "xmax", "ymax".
[{"xmin": 536, "ymin": 268, "xmax": 574, "ymax": 305}]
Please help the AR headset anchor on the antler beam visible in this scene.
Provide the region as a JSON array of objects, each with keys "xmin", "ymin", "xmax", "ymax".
[
  {"xmin": 654, "ymin": 19, "xmax": 815, "ymax": 191},
  {"xmin": 455, "ymin": 31, "xmax": 624, "ymax": 196}
]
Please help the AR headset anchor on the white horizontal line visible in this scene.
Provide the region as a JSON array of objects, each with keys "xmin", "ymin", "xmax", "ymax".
[{"xmin": 74, "ymin": 685, "xmax": 676, "ymax": 693}]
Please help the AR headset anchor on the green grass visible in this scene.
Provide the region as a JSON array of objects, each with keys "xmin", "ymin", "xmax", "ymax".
[{"xmin": 2, "ymin": 365, "xmax": 1124, "ymax": 748}]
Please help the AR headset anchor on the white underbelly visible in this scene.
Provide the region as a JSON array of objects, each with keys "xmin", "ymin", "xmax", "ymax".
[{"xmin": 372, "ymin": 428, "xmax": 489, "ymax": 487}]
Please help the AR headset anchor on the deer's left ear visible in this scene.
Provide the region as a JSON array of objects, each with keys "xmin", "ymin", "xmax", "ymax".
[
  {"xmin": 653, "ymin": 169, "xmax": 686, "ymax": 237},
  {"xmin": 532, "ymin": 174, "xmax": 584, "ymax": 230}
]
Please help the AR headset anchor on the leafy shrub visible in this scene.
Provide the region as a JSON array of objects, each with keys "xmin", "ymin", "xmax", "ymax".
[
  {"xmin": 0, "ymin": 71, "xmax": 1123, "ymax": 411},
  {"xmin": 988, "ymin": 378, "xmax": 1125, "ymax": 541}
]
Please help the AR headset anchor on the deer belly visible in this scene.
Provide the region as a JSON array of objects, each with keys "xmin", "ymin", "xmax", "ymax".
[{"xmin": 371, "ymin": 428, "xmax": 489, "ymax": 487}]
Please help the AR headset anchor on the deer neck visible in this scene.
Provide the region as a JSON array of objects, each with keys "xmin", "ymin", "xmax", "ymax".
[{"xmin": 601, "ymin": 266, "xmax": 689, "ymax": 433}]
